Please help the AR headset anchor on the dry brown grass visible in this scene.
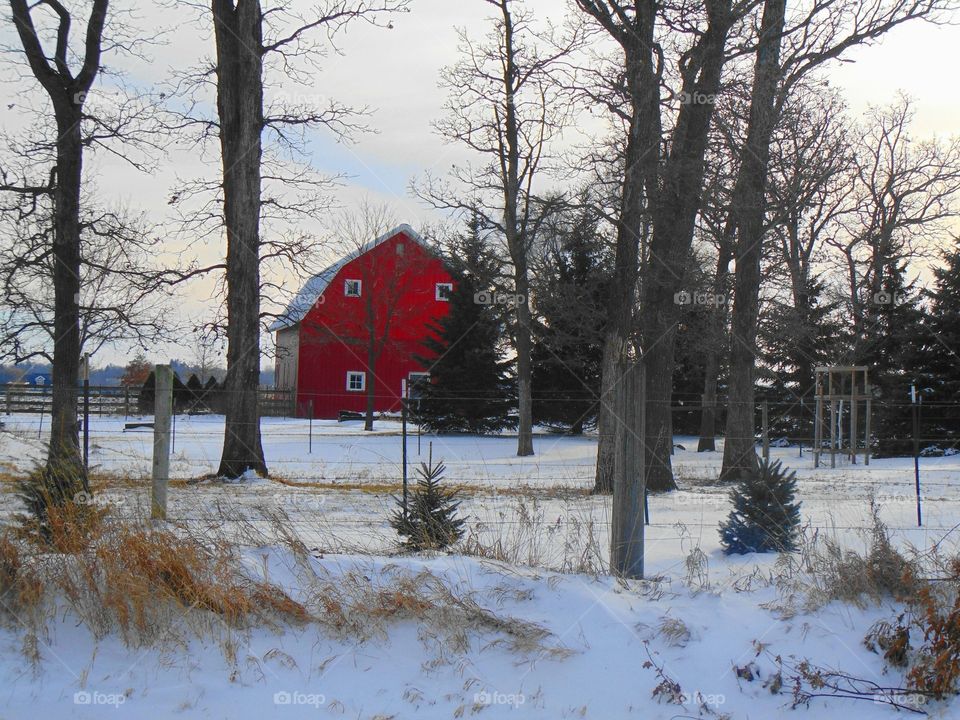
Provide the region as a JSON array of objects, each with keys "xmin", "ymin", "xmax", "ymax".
[
  {"xmin": 0, "ymin": 531, "xmax": 43, "ymax": 616},
  {"xmin": 800, "ymin": 508, "xmax": 916, "ymax": 609},
  {"xmin": 765, "ymin": 503, "xmax": 921, "ymax": 616},
  {"xmin": 97, "ymin": 528, "xmax": 308, "ymax": 637},
  {"xmin": 296, "ymin": 561, "xmax": 568, "ymax": 659},
  {"xmin": 458, "ymin": 497, "xmax": 605, "ymax": 575},
  {"xmin": 0, "ymin": 489, "xmax": 570, "ymax": 669},
  {"xmin": 0, "ymin": 494, "xmax": 312, "ymax": 652},
  {"xmin": 269, "ymin": 475, "xmax": 591, "ymax": 499}
]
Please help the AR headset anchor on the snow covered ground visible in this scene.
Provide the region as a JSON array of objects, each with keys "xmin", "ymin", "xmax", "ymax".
[{"xmin": 1, "ymin": 414, "xmax": 958, "ymax": 718}]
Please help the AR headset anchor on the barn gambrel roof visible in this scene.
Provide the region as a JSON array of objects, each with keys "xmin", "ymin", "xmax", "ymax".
[{"xmin": 269, "ymin": 224, "xmax": 432, "ymax": 332}]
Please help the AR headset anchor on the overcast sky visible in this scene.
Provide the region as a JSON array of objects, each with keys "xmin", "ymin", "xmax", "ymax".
[{"xmin": 1, "ymin": 1, "xmax": 959, "ymax": 367}]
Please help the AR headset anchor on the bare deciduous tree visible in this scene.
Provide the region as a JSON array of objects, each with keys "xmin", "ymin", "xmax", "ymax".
[
  {"xmin": 828, "ymin": 97, "xmax": 960, "ymax": 356},
  {"xmin": 0, "ymin": 197, "xmax": 171, "ymax": 364},
  {"xmin": 200, "ymin": 0, "xmax": 409, "ymax": 478},
  {"xmin": 416, "ymin": 0, "xmax": 579, "ymax": 458},
  {"xmin": 7, "ymin": 0, "xmax": 108, "ymax": 481},
  {"xmin": 576, "ymin": 0, "xmax": 743, "ymax": 499},
  {"xmin": 719, "ymin": 0, "xmax": 788, "ymax": 482},
  {"xmin": 573, "ymin": 0, "xmax": 741, "ymax": 576},
  {"xmin": 720, "ymin": 0, "xmax": 954, "ymax": 481},
  {"xmin": 326, "ymin": 202, "xmax": 427, "ymax": 432}
]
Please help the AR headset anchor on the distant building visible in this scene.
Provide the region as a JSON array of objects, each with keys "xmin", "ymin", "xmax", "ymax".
[{"xmin": 271, "ymin": 224, "xmax": 453, "ymax": 418}]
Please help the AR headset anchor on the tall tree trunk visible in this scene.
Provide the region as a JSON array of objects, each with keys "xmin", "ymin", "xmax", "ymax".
[
  {"xmin": 575, "ymin": 0, "xmax": 735, "ymax": 572},
  {"xmin": 697, "ymin": 356, "xmax": 720, "ymax": 451},
  {"xmin": 698, "ymin": 222, "xmax": 734, "ymax": 451},
  {"xmin": 603, "ymin": 20, "xmax": 659, "ymax": 568},
  {"xmin": 794, "ymin": 289, "xmax": 815, "ymax": 439},
  {"xmin": 591, "ymin": 0, "xmax": 662, "ymax": 506},
  {"xmin": 48, "ymin": 107, "xmax": 84, "ymax": 477},
  {"xmin": 499, "ymin": 4, "xmax": 534, "ymax": 458},
  {"xmin": 213, "ymin": 0, "xmax": 267, "ymax": 478},
  {"xmin": 641, "ymin": 340, "xmax": 677, "ymax": 489},
  {"xmin": 639, "ymin": 2, "xmax": 734, "ymax": 492},
  {"xmin": 720, "ymin": 0, "xmax": 787, "ymax": 482}
]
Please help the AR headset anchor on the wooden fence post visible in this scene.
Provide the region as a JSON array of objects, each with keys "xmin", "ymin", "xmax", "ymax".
[
  {"xmin": 151, "ymin": 365, "xmax": 173, "ymax": 521},
  {"xmin": 611, "ymin": 360, "xmax": 645, "ymax": 579}
]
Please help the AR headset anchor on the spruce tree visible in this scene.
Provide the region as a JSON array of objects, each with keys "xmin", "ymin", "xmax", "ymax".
[
  {"xmin": 720, "ymin": 458, "xmax": 802, "ymax": 554},
  {"xmin": 414, "ymin": 218, "xmax": 514, "ymax": 434},
  {"xmin": 672, "ymin": 285, "xmax": 715, "ymax": 435},
  {"xmin": 760, "ymin": 277, "xmax": 842, "ymax": 440},
  {"xmin": 390, "ymin": 457, "xmax": 465, "ymax": 551},
  {"xmin": 861, "ymin": 261, "xmax": 927, "ymax": 457},
  {"xmin": 531, "ymin": 208, "xmax": 609, "ymax": 433},
  {"xmin": 919, "ymin": 237, "xmax": 960, "ymax": 444}
]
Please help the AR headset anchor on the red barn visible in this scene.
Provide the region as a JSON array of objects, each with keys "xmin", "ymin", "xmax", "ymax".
[{"xmin": 272, "ymin": 224, "xmax": 453, "ymax": 418}]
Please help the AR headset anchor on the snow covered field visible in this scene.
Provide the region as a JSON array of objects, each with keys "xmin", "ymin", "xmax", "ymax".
[
  {"xmin": 2, "ymin": 413, "xmax": 957, "ymax": 563},
  {"xmin": 1, "ymin": 414, "xmax": 958, "ymax": 719}
]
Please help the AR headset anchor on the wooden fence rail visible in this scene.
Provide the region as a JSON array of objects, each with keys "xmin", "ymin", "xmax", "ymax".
[{"xmin": 1, "ymin": 385, "xmax": 296, "ymax": 418}]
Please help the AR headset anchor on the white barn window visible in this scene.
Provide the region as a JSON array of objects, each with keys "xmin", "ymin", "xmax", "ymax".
[
  {"xmin": 344, "ymin": 279, "xmax": 362, "ymax": 297},
  {"xmin": 346, "ymin": 371, "xmax": 366, "ymax": 392},
  {"xmin": 435, "ymin": 283, "xmax": 452, "ymax": 301}
]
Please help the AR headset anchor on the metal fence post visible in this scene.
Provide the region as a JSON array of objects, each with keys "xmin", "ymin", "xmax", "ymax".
[
  {"xmin": 799, "ymin": 397, "xmax": 804, "ymax": 458},
  {"xmin": 401, "ymin": 382, "xmax": 409, "ymax": 520},
  {"xmin": 912, "ymin": 386, "xmax": 922, "ymax": 527},
  {"xmin": 761, "ymin": 400, "xmax": 769, "ymax": 463},
  {"xmin": 82, "ymin": 354, "xmax": 90, "ymax": 473}
]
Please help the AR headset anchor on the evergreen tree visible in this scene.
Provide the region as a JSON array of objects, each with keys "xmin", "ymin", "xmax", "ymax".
[
  {"xmin": 390, "ymin": 457, "xmax": 465, "ymax": 551},
  {"xmin": 719, "ymin": 459, "xmax": 802, "ymax": 554},
  {"xmin": 918, "ymin": 237, "xmax": 960, "ymax": 444},
  {"xmin": 860, "ymin": 261, "xmax": 927, "ymax": 456},
  {"xmin": 759, "ymin": 277, "xmax": 843, "ymax": 441},
  {"xmin": 673, "ymin": 289, "xmax": 715, "ymax": 435},
  {"xmin": 531, "ymin": 208, "xmax": 610, "ymax": 433},
  {"xmin": 414, "ymin": 218, "xmax": 515, "ymax": 434}
]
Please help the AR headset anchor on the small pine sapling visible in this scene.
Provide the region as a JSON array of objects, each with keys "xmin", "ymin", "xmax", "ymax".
[
  {"xmin": 719, "ymin": 458, "xmax": 801, "ymax": 554},
  {"xmin": 391, "ymin": 457, "xmax": 464, "ymax": 551}
]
